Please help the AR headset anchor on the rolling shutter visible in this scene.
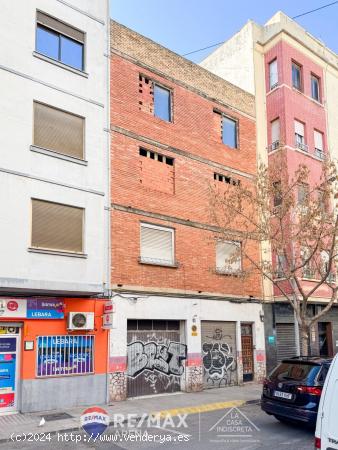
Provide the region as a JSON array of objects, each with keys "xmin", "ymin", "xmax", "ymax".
[
  {"xmin": 294, "ymin": 120, "xmax": 304, "ymax": 137},
  {"xmin": 276, "ymin": 323, "xmax": 296, "ymax": 362},
  {"xmin": 140, "ymin": 224, "xmax": 173, "ymax": 264},
  {"xmin": 216, "ymin": 241, "xmax": 241, "ymax": 272},
  {"xmin": 31, "ymin": 199, "xmax": 84, "ymax": 253},
  {"xmin": 269, "ymin": 60, "xmax": 278, "ymax": 88},
  {"xmin": 271, "ymin": 118, "xmax": 280, "ymax": 143},
  {"xmin": 33, "ymin": 102, "xmax": 84, "ymax": 159},
  {"xmin": 314, "ymin": 131, "xmax": 323, "ymax": 151},
  {"xmin": 37, "ymin": 11, "xmax": 85, "ymax": 43}
]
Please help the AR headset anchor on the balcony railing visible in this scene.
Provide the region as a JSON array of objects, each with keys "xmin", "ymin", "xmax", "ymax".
[
  {"xmin": 295, "ymin": 140, "xmax": 309, "ymax": 152},
  {"xmin": 315, "ymin": 148, "xmax": 325, "ymax": 160},
  {"xmin": 268, "ymin": 140, "xmax": 280, "ymax": 152},
  {"xmin": 303, "ymin": 268, "xmax": 315, "ymax": 279}
]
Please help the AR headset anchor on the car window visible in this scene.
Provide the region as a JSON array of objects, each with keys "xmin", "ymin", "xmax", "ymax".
[
  {"xmin": 269, "ymin": 362, "xmax": 321, "ymax": 383},
  {"xmin": 317, "ymin": 365, "xmax": 329, "ymax": 385}
]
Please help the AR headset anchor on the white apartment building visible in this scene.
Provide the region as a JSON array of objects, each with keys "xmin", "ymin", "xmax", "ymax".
[{"xmin": 0, "ymin": 1, "xmax": 110, "ymax": 413}]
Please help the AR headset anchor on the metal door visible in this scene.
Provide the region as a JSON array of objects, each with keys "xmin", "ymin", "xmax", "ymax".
[
  {"xmin": 126, "ymin": 320, "xmax": 187, "ymax": 397},
  {"xmin": 276, "ymin": 323, "xmax": 296, "ymax": 362},
  {"xmin": 201, "ymin": 321, "xmax": 237, "ymax": 388},
  {"xmin": 241, "ymin": 323, "xmax": 254, "ymax": 382},
  {"xmin": 0, "ymin": 326, "xmax": 20, "ymax": 414}
]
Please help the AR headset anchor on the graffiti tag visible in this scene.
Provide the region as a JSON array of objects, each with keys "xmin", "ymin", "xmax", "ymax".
[
  {"xmin": 127, "ymin": 341, "xmax": 187, "ymax": 378},
  {"xmin": 202, "ymin": 342, "xmax": 236, "ymax": 387}
]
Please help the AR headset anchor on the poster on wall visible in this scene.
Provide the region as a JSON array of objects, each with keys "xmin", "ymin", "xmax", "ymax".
[
  {"xmin": 26, "ymin": 298, "xmax": 64, "ymax": 319},
  {"xmin": 37, "ymin": 335, "xmax": 94, "ymax": 376},
  {"xmin": 0, "ymin": 353, "xmax": 16, "ymax": 409}
]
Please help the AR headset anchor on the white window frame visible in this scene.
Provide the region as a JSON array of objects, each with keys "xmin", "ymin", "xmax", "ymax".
[
  {"xmin": 140, "ymin": 223, "xmax": 175, "ymax": 266},
  {"xmin": 269, "ymin": 59, "xmax": 278, "ymax": 90},
  {"xmin": 216, "ymin": 240, "xmax": 242, "ymax": 274}
]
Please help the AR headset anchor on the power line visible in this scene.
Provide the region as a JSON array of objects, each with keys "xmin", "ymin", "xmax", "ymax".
[{"xmin": 182, "ymin": 1, "xmax": 338, "ymax": 57}]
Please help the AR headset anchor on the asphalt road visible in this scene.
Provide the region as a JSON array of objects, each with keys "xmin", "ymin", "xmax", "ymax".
[{"xmin": 0, "ymin": 403, "xmax": 315, "ymax": 450}]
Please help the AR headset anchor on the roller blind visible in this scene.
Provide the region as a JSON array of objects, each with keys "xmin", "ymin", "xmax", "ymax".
[
  {"xmin": 33, "ymin": 102, "xmax": 84, "ymax": 159},
  {"xmin": 271, "ymin": 118, "xmax": 280, "ymax": 142},
  {"xmin": 294, "ymin": 120, "xmax": 304, "ymax": 137},
  {"xmin": 314, "ymin": 130, "xmax": 323, "ymax": 150},
  {"xmin": 269, "ymin": 60, "xmax": 278, "ymax": 88},
  {"xmin": 216, "ymin": 241, "xmax": 241, "ymax": 272},
  {"xmin": 140, "ymin": 224, "xmax": 173, "ymax": 264},
  {"xmin": 37, "ymin": 11, "xmax": 85, "ymax": 43},
  {"xmin": 32, "ymin": 199, "xmax": 84, "ymax": 253}
]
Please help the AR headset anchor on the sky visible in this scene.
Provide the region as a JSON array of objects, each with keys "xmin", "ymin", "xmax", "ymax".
[{"xmin": 110, "ymin": 0, "xmax": 338, "ymax": 63}]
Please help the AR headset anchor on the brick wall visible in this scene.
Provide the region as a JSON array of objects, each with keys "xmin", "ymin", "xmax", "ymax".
[{"xmin": 110, "ymin": 22, "xmax": 262, "ymax": 298}]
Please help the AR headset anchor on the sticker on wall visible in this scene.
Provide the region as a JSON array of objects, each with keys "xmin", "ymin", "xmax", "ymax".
[
  {"xmin": 0, "ymin": 299, "xmax": 26, "ymax": 318},
  {"xmin": 191, "ymin": 325, "xmax": 198, "ymax": 336},
  {"xmin": 268, "ymin": 336, "xmax": 275, "ymax": 345}
]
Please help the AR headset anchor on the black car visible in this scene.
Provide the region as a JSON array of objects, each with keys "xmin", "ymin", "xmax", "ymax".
[{"xmin": 261, "ymin": 356, "xmax": 332, "ymax": 426}]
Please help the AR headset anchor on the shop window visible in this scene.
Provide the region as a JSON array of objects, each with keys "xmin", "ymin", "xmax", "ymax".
[{"xmin": 36, "ymin": 335, "xmax": 94, "ymax": 377}]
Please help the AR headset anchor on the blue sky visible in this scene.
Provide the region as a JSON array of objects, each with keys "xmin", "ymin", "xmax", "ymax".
[{"xmin": 110, "ymin": 0, "xmax": 338, "ymax": 63}]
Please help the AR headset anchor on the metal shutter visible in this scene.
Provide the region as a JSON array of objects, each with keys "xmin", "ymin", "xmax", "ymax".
[
  {"xmin": 31, "ymin": 199, "xmax": 84, "ymax": 253},
  {"xmin": 34, "ymin": 102, "xmax": 84, "ymax": 159},
  {"xmin": 140, "ymin": 224, "xmax": 173, "ymax": 264},
  {"xmin": 276, "ymin": 323, "xmax": 296, "ymax": 362},
  {"xmin": 37, "ymin": 11, "xmax": 85, "ymax": 43}
]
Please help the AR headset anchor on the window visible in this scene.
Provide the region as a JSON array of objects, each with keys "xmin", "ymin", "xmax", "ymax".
[
  {"xmin": 273, "ymin": 181, "xmax": 282, "ymax": 207},
  {"xmin": 292, "ymin": 62, "xmax": 302, "ymax": 90},
  {"xmin": 216, "ymin": 241, "xmax": 241, "ymax": 274},
  {"xmin": 314, "ymin": 130, "xmax": 324, "ymax": 159},
  {"xmin": 222, "ymin": 116, "xmax": 238, "ymax": 148},
  {"xmin": 311, "ymin": 75, "xmax": 320, "ymax": 102},
  {"xmin": 269, "ymin": 59, "xmax": 278, "ymax": 90},
  {"xmin": 214, "ymin": 173, "xmax": 240, "ymax": 186},
  {"xmin": 154, "ymin": 84, "xmax": 171, "ymax": 122},
  {"xmin": 276, "ymin": 254, "xmax": 286, "ymax": 278},
  {"xmin": 31, "ymin": 199, "xmax": 84, "ymax": 253},
  {"xmin": 298, "ymin": 183, "xmax": 309, "ymax": 205},
  {"xmin": 321, "ymin": 250, "xmax": 330, "ymax": 274},
  {"xmin": 140, "ymin": 223, "xmax": 174, "ymax": 266},
  {"xmin": 301, "ymin": 247, "xmax": 313, "ymax": 278},
  {"xmin": 270, "ymin": 118, "xmax": 280, "ymax": 150},
  {"xmin": 36, "ymin": 11, "xmax": 84, "ymax": 71},
  {"xmin": 294, "ymin": 120, "xmax": 307, "ymax": 151},
  {"xmin": 139, "ymin": 148, "xmax": 173, "ymax": 165},
  {"xmin": 33, "ymin": 102, "xmax": 84, "ymax": 159},
  {"xmin": 37, "ymin": 335, "xmax": 94, "ymax": 376},
  {"xmin": 317, "ymin": 190, "xmax": 326, "ymax": 212}
]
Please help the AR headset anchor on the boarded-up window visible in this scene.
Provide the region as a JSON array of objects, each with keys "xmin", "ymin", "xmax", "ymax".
[
  {"xmin": 31, "ymin": 199, "xmax": 84, "ymax": 253},
  {"xmin": 33, "ymin": 102, "xmax": 84, "ymax": 159},
  {"xmin": 140, "ymin": 223, "xmax": 174, "ymax": 265},
  {"xmin": 216, "ymin": 241, "xmax": 241, "ymax": 273}
]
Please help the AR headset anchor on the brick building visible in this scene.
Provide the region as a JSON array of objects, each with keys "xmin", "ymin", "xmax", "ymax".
[
  {"xmin": 108, "ymin": 21, "xmax": 265, "ymax": 401},
  {"xmin": 201, "ymin": 12, "xmax": 338, "ymax": 372}
]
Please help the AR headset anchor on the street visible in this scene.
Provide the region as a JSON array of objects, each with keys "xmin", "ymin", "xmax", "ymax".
[{"xmin": 0, "ymin": 403, "xmax": 314, "ymax": 450}]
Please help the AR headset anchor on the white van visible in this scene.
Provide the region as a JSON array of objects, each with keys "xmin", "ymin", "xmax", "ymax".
[{"xmin": 315, "ymin": 353, "xmax": 338, "ymax": 449}]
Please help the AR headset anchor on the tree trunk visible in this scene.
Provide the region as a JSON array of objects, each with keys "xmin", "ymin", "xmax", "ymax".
[{"xmin": 300, "ymin": 325, "xmax": 309, "ymax": 356}]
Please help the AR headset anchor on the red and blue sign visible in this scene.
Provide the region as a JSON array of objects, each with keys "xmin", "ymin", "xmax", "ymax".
[{"xmin": 80, "ymin": 407, "xmax": 110, "ymax": 437}]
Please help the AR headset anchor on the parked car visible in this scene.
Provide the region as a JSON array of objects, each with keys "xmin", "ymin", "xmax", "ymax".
[
  {"xmin": 315, "ymin": 353, "xmax": 338, "ymax": 449},
  {"xmin": 261, "ymin": 356, "xmax": 331, "ymax": 427}
]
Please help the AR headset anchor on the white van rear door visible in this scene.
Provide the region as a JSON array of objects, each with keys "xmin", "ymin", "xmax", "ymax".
[{"xmin": 319, "ymin": 356, "xmax": 338, "ymax": 449}]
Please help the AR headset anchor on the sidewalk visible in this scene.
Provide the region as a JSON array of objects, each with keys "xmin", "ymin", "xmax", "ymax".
[{"xmin": 0, "ymin": 383, "xmax": 262, "ymax": 442}]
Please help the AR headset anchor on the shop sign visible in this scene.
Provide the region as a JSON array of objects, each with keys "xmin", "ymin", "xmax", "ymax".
[
  {"xmin": 0, "ymin": 299, "xmax": 26, "ymax": 319},
  {"xmin": 0, "ymin": 338, "xmax": 16, "ymax": 352},
  {"xmin": 27, "ymin": 298, "xmax": 64, "ymax": 319}
]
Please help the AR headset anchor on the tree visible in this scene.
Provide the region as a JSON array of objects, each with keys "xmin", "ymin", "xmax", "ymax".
[{"xmin": 210, "ymin": 151, "xmax": 338, "ymax": 356}]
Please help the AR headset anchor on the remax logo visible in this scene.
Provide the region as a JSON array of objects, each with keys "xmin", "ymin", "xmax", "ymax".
[{"xmin": 80, "ymin": 407, "xmax": 110, "ymax": 438}]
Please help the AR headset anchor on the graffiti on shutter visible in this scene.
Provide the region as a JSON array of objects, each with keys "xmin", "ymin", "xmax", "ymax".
[
  {"xmin": 126, "ymin": 320, "xmax": 186, "ymax": 397},
  {"xmin": 201, "ymin": 321, "xmax": 237, "ymax": 388}
]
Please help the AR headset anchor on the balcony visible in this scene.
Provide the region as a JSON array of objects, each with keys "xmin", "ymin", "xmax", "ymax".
[
  {"xmin": 328, "ymin": 273, "xmax": 336, "ymax": 283},
  {"xmin": 303, "ymin": 267, "xmax": 315, "ymax": 279},
  {"xmin": 315, "ymin": 148, "xmax": 325, "ymax": 160},
  {"xmin": 267, "ymin": 140, "xmax": 280, "ymax": 152},
  {"xmin": 295, "ymin": 140, "xmax": 309, "ymax": 153}
]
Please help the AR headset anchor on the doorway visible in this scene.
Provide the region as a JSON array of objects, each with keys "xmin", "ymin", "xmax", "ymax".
[
  {"xmin": 0, "ymin": 326, "xmax": 20, "ymax": 414},
  {"xmin": 318, "ymin": 322, "xmax": 333, "ymax": 357},
  {"xmin": 241, "ymin": 323, "xmax": 254, "ymax": 382}
]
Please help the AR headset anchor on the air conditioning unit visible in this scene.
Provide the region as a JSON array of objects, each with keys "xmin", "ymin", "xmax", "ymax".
[{"xmin": 67, "ymin": 312, "xmax": 95, "ymax": 330}]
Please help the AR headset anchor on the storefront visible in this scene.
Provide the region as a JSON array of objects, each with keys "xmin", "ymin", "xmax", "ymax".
[
  {"xmin": 108, "ymin": 294, "xmax": 266, "ymax": 401},
  {"xmin": 0, "ymin": 297, "xmax": 108, "ymax": 414}
]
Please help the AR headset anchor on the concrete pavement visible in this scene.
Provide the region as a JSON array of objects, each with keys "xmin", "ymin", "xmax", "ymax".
[{"xmin": 0, "ymin": 383, "xmax": 262, "ymax": 442}]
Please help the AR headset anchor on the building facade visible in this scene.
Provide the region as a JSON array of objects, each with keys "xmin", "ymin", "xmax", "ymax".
[
  {"xmin": 108, "ymin": 21, "xmax": 266, "ymax": 401},
  {"xmin": 0, "ymin": 0, "xmax": 110, "ymax": 413},
  {"xmin": 201, "ymin": 11, "xmax": 338, "ymax": 372}
]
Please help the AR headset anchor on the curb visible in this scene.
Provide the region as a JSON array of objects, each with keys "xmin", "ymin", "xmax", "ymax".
[{"xmin": 0, "ymin": 398, "xmax": 261, "ymax": 444}]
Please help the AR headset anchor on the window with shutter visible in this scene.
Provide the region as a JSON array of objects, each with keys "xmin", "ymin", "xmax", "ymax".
[
  {"xmin": 269, "ymin": 59, "xmax": 278, "ymax": 89},
  {"xmin": 31, "ymin": 199, "xmax": 84, "ymax": 253},
  {"xmin": 140, "ymin": 224, "xmax": 174, "ymax": 266},
  {"xmin": 314, "ymin": 130, "xmax": 323, "ymax": 151},
  {"xmin": 294, "ymin": 120, "xmax": 307, "ymax": 151},
  {"xmin": 270, "ymin": 118, "xmax": 280, "ymax": 150},
  {"xmin": 216, "ymin": 241, "xmax": 241, "ymax": 274},
  {"xmin": 33, "ymin": 102, "xmax": 84, "ymax": 159}
]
